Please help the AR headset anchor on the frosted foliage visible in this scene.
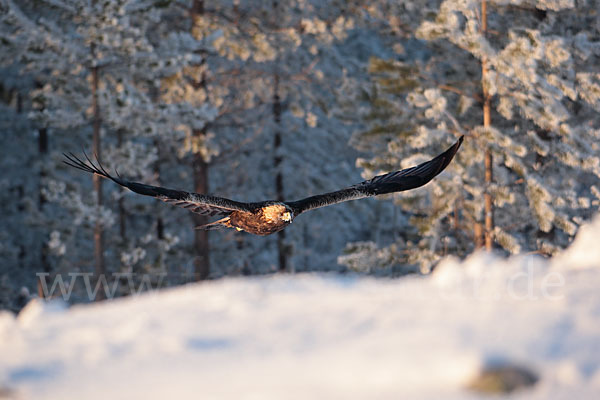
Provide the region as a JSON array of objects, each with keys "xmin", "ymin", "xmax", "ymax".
[
  {"xmin": 544, "ymin": 39, "xmax": 571, "ymax": 68},
  {"xmin": 458, "ymin": 95, "xmax": 473, "ymax": 115},
  {"xmin": 301, "ymin": 18, "xmax": 328, "ymax": 35},
  {"xmin": 491, "ymin": 0, "xmax": 575, "ymax": 11},
  {"xmin": 572, "ymin": 32, "xmax": 600, "ymax": 60},
  {"xmin": 179, "ymin": 0, "xmax": 381, "ymax": 274},
  {"xmin": 0, "ymin": 0, "xmax": 225, "ymax": 292},
  {"xmin": 527, "ymin": 179, "xmax": 555, "ymax": 233},
  {"xmin": 331, "ymin": 16, "xmax": 354, "ymax": 41},
  {"xmin": 416, "ymin": 1, "xmax": 586, "ymax": 135},
  {"xmin": 305, "ymin": 112, "xmax": 318, "ymax": 128},
  {"xmin": 183, "ymin": 130, "xmax": 220, "ymax": 163},
  {"xmin": 105, "ymin": 142, "xmax": 158, "ymax": 180},
  {"xmin": 554, "ymin": 213, "xmax": 577, "ymax": 236},
  {"xmin": 547, "ymin": 74, "xmax": 577, "ymax": 100},
  {"xmin": 526, "ymin": 131, "xmax": 550, "ymax": 157},
  {"xmin": 493, "ymin": 226, "xmax": 521, "ymax": 254},
  {"xmin": 491, "ymin": 185, "xmax": 515, "ymax": 208},
  {"xmin": 591, "ymin": 186, "xmax": 600, "ymax": 202},
  {"xmin": 47, "ymin": 231, "xmax": 66, "ymax": 257},
  {"xmin": 337, "ymin": 242, "xmax": 393, "ymax": 273},
  {"xmin": 408, "ymin": 88, "xmax": 447, "ymax": 121},
  {"xmin": 406, "ymin": 91, "xmax": 429, "ymax": 108},
  {"xmin": 340, "ymin": 0, "xmax": 600, "ymax": 273},
  {"xmin": 41, "ymin": 179, "xmax": 114, "ymax": 228},
  {"xmin": 497, "ymin": 96, "xmax": 514, "ymax": 120},
  {"xmin": 120, "ymin": 247, "xmax": 146, "ymax": 269},
  {"xmin": 578, "ymin": 196, "xmax": 591, "ymax": 208},
  {"xmin": 416, "ymin": 0, "xmax": 495, "ymax": 60},
  {"xmin": 423, "ymin": 88, "xmax": 447, "ymax": 119},
  {"xmin": 159, "ymin": 233, "xmax": 179, "ymax": 253},
  {"xmin": 576, "ymin": 73, "xmax": 600, "ymax": 109}
]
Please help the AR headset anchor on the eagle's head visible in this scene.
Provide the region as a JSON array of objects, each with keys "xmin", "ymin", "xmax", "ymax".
[
  {"xmin": 277, "ymin": 203, "xmax": 294, "ymax": 223},
  {"xmin": 281, "ymin": 209, "xmax": 293, "ymax": 222},
  {"xmin": 263, "ymin": 203, "xmax": 294, "ymax": 225}
]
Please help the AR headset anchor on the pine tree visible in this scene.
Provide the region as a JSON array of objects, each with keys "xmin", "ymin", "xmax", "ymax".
[
  {"xmin": 176, "ymin": 0, "xmax": 372, "ymax": 275},
  {"xmin": 339, "ymin": 0, "xmax": 600, "ymax": 272},
  {"xmin": 0, "ymin": 0, "xmax": 216, "ymax": 297}
]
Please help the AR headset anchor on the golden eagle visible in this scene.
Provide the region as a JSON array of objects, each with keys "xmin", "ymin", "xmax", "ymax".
[{"xmin": 64, "ymin": 136, "xmax": 463, "ymax": 236}]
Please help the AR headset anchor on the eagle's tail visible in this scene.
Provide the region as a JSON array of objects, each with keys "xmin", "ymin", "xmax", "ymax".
[{"xmin": 195, "ymin": 216, "xmax": 233, "ymax": 231}]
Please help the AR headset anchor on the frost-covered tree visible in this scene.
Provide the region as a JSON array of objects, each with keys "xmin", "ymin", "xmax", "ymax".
[
  {"xmin": 340, "ymin": 0, "xmax": 600, "ymax": 272},
  {"xmin": 1, "ymin": 0, "xmax": 398, "ymax": 299},
  {"xmin": 182, "ymin": 0, "xmax": 385, "ymax": 275},
  {"xmin": 8, "ymin": 0, "xmax": 589, "ymax": 307},
  {"xmin": 0, "ymin": 72, "xmax": 43, "ymax": 306},
  {"xmin": 0, "ymin": 0, "xmax": 216, "ymax": 299}
]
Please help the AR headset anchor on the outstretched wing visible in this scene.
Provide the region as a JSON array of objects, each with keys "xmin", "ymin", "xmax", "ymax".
[
  {"xmin": 63, "ymin": 153, "xmax": 252, "ymax": 216},
  {"xmin": 286, "ymin": 136, "xmax": 463, "ymax": 215}
]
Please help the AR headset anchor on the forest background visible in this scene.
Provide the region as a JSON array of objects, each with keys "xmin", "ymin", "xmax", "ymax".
[{"xmin": 1, "ymin": 0, "xmax": 599, "ymax": 310}]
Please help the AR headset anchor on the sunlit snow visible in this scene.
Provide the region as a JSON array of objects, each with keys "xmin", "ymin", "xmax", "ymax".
[{"xmin": 2, "ymin": 217, "xmax": 600, "ymax": 399}]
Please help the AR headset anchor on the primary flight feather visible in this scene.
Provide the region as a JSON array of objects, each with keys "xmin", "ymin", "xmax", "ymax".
[{"xmin": 64, "ymin": 136, "xmax": 463, "ymax": 236}]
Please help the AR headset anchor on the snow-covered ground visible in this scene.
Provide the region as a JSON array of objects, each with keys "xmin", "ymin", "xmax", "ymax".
[{"xmin": 2, "ymin": 219, "xmax": 600, "ymax": 400}]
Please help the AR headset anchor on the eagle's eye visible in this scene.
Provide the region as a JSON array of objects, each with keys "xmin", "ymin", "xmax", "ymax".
[{"xmin": 282, "ymin": 211, "xmax": 292, "ymax": 222}]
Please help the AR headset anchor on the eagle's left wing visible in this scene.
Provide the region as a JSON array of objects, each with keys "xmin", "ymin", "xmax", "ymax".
[
  {"xmin": 286, "ymin": 136, "xmax": 463, "ymax": 215},
  {"xmin": 63, "ymin": 153, "xmax": 252, "ymax": 216}
]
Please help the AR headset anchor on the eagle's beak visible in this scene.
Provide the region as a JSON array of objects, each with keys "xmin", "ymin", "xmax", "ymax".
[{"xmin": 282, "ymin": 211, "xmax": 292, "ymax": 222}]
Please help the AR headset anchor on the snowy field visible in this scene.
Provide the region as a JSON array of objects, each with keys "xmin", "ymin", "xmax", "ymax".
[{"xmin": 2, "ymin": 219, "xmax": 600, "ymax": 399}]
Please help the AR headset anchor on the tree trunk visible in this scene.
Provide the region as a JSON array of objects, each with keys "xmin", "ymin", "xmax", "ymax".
[
  {"xmin": 481, "ymin": 0, "xmax": 494, "ymax": 251},
  {"xmin": 38, "ymin": 125, "xmax": 50, "ymax": 299},
  {"xmin": 91, "ymin": 61, "xmax": 106, "ymax": 300},
  {"xmin": 191, "ymin": 0, "xmax": 210, "ymax": 280},
  {"xmin": 38, "ymin": 128, "xmax": 47, "ymax": 205},
  {"xmin": 193, "ymin": 148, "xmax": 210, "ymax": 280},
  {"xmin": 154, "ymin": 140, "xmax": 165, "ymax": 241},
  {"xmin": 484, "ymin": 150, "xmax": 493, "ymax": 250},
  {"xmin": 272, "ymin": 0, "xmax": 287, "ymax": 272},
  {"xmin": 30, "ymin": 81, "xmax": 51, "ymax": 298},
  {"xmin": 474, "ymin": 222, "xmax": 484, "ymax": 248},
  {"xmin": 273, "ymin": 74, "xmax": 287, "ymax": 272},
  {"xmin": 117, "ymin": 129, "xmax": 127, "ymax": 241}
]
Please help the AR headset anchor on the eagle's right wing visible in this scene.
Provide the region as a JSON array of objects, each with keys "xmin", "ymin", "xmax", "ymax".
[
  {"xmin": 286, "ymin": 136, "xmax": 463, "ymax": 215},
  {"xmin": 63, "ymin": 153, "xmax": 252, "ymax": 217}
]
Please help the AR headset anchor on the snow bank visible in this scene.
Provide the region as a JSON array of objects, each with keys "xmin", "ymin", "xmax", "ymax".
[{"xmin": 2, "ymin": 217, "xmax": 600, "ymax": 399}]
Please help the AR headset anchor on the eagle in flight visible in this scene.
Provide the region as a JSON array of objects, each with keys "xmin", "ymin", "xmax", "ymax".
[{"xmin": 64, "ymin": 136, "xmax": 463, "ymax": 236}]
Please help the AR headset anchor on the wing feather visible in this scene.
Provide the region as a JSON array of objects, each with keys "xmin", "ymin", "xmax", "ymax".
[
  {"xmin": 286, "ymin": 136, "xmax": 463, "ymax": 215},
  {"xmin": 63, "ymin": 153, "xmax": 252, "ymax": 216}
]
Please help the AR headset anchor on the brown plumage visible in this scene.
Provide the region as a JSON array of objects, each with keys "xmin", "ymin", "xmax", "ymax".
[
  {"xmin": 204, "ymin": 204, "xmax": 292, "ymax": 235},
  {"xmin": 63, "ymin": 136, "xmax": 463, "ymax": 236}
]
